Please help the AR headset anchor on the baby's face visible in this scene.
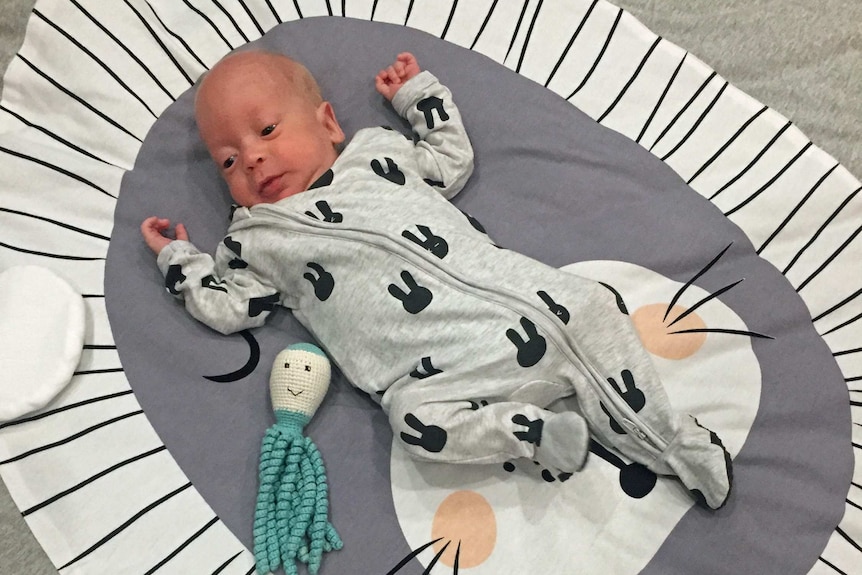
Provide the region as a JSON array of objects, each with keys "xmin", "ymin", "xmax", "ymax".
[{"xmin": 195, "ymin": 53, "xmax": 345, "ymax": 207}]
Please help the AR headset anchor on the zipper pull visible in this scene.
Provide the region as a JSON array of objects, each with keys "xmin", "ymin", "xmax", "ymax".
[{"xmin": 621, "ymin": 418, "xmax": 649, "ymax": 442}]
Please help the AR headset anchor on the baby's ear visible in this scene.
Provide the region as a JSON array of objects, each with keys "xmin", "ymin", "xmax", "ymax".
[{"xmin": 317, "ymin": 101, "xmax": 345, "ymax": 145}]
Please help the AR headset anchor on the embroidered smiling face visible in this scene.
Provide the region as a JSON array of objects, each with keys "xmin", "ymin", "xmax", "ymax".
[
  {"xmin": 269, "ymin": 345, "xmax": 332, "ymax": 418},
  {"xmin": 194, "ymin": 51, "xmax": 345, "ymax": 208}
]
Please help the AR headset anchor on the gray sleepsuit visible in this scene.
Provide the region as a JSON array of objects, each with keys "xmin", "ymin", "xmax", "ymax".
[{"xmin": 158, "ymin": 71, "xmax": 733, "ymax": 509}]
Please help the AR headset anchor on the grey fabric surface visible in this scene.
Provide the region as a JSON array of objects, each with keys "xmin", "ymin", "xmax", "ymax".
[
  {"xmin": 0, "ymin": 1, "xmax": 859, "ymax": 574},
  {"xmin": 108, "ymin": 17, "xmax": 848, "ymax": 574}
]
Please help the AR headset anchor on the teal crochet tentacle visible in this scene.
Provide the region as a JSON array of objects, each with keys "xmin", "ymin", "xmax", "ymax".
[
  {"xmin": 253, "ymin": 427, "xmax": 290, "ymax": 574},
  {"xmin": 253, "ymin": 409, "xmax": 341, "ymax": 574}
]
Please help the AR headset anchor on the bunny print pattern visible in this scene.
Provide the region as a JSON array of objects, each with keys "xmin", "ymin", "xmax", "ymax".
[{"xmin": 157, "ymin": 71, "xmax": 732, "ymax": 509}]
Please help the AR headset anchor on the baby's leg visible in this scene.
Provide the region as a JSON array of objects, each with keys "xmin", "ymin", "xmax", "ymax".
[
  {"xmin": 386, "ymin": 381, "xmax": 590, "ymax": 476},
  {"xmin": 562, "ymin": 281, "xmax": 733, "ymax": 509}
]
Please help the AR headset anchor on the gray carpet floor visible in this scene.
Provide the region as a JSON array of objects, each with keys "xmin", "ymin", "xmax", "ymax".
[{"xmin": 0, "ymin": 1, "xmax": 859, "ymax": 573}]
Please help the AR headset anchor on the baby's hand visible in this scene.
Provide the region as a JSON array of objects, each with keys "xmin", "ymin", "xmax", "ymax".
[
  {"xmin": 140, "ymin": 216, "xmax": 188, "ymax": 255},
  {"xmin": 375, "ymin": 52, "xmax": 421, "ymax": 101}
]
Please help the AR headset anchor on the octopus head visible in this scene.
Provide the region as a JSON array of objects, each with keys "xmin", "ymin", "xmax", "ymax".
[{"xmin": 270, "ymin": 343, "xmax": 331, "ymax": 418}]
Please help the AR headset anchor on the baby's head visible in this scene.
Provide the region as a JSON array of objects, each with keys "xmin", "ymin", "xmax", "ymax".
[{"xmin": 195, "ymin": 50, "xmax": 345, "ymax": 207}]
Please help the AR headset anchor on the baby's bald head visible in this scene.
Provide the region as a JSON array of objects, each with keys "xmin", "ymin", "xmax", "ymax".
[{"xmin": 195, "ymin": 50, "xmax": 323, "ymax": 123}]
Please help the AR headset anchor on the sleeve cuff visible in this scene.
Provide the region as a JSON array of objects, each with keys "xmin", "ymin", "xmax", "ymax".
[
  {"xmin": 392, "ymin": 70, "xmax": 440, "ymax": 116},
  {"xmin": 156, "ymin": 240, "xmax": 197, "ymax": 275}
]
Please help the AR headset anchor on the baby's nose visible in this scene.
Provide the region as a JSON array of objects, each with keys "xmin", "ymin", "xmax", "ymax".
[{"xmin": 242, "ymin": 146, "xmax": 266, "ymax": 169}]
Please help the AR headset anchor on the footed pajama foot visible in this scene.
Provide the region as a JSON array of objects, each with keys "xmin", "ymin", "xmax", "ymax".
[
  {"xmin": 651, "ymin": 415, "xmax": 733, "ymax": 510},
  {"xmin": 531, "ymin": 411, "xmax": 590, "ymax": 474}
]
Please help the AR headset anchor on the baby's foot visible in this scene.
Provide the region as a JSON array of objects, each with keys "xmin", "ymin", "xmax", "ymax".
[
  {"xmin": 652, "ymin": 415, "xmax": 733, "ymax": 510},
  {"xmin": 532, "ymin": 411, "xmax": 590, "ymax": 474}
]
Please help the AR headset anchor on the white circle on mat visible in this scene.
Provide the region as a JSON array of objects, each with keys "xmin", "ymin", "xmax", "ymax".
[{"xmin": 0, "ymin": 265, "xmax": 85, "ymax": 423}]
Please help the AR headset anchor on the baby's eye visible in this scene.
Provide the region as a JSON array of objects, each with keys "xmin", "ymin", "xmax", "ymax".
[
  {"xmin": 261, "ymin": 124, "xmax": 276, "ymax": 136},
  {"xmin": 222, "ymin": 155, "xmax": 236, "ymax": 169}
]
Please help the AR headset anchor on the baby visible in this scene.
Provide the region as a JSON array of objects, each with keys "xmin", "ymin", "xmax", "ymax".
[{"xmin": 142, "ymin": 50, "xmax": 733, "ymax": 509}]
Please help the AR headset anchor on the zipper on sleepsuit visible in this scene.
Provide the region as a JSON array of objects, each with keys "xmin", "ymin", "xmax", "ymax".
[{"xmin": 253, "ymin": 207, "xmax": 670, "ymax": 454}]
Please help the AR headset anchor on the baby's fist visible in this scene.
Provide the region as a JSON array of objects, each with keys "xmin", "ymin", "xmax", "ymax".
[
  {"xmin": 375, "ymin": 52, "xmax": 421, "ymax": 101},
  {"xmin": 141, "ymin": 217, "xmax": 187, "ymax": 255}
]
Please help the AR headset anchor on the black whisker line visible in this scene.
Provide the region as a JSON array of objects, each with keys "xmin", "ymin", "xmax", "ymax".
[
  {"xmin": 212, "ymin": 551, "xmax": 243, "ymax": 575},
  {"xmin": 709, "ymin": 120, "xmax": 793, "ymax": 201},
  {"xmin": 56, "ymin": 482, "xmax": 193, "ymax": 571},
  {"xmin": 758, "ymin": 163, "xmax": 840, "ymax": 254},
  {"xmin": 822, "ymin": 310, "xmax": 862, "ymax": 337},
  {"xmin": 22, "ymin": 445, "xmax": 167, "ymax": 516},
  {"xmin": 660, "ymin": 81, "xmax": 728, "ymax": 162},
  {"xmin": 649, "ymin": 71, "xmax": 716, "ymax": 152},
  {"xmin": 83, "ymin": 344, "xmax": 118, "ymax": 350},
  {"xmin": 69, "ymin": 0, "xmax": 175, "ymax": 101},
  {"xmin": 836, "ymin": 526, "xmax": 862, "ymax": 554},
  {"xmin": 0, "ymin": 410, "xmax": 144, "ymax": 465},
  {"xmin": 597, "ymin": 36, "xmax": 661, "ymax": 124},
  {"xmin": 0, "ymin": 240, "xmax": 105, "ymax": 261},
  {"xmin": 846, "ymin": 376, "xmax": 862, "ymax": 383},
  {"xmin": 387, "ymin": 538, "xmax": 445, "ymax": 575},
  {"xmin": 565, "ymin": 8, "xmax": 622, "ymax": 100},
  {"xmin": 211, "ymin": 0, "xmax": 249, "ymax": 42},
  {"xmin": 82, "ymin": 294, "xmax": 106, "ymax": 298},
  {"xmin": 74, "ymin": 368, "xmax": 124, "ymax": 376},
  {"xmin": 144, "ymin": 2, "xmax": 209, "ymax": 72},
  {"xmin": 340, "ymin": 0, "xmax": 346, "ymax": 17},
  {"xmin": 453, "ymin": 540, "xmax": 461, "ymax": 574},
  {"xmin": 143, "ymin": 516, "xmax": 220, "ymax": 575},
  {"xmin": 15, "ymin": 54, "xmax": 143, "ymax": 144},
  {"xmin": 812, "ymin": 286, "xmax": 862, "ymax": 323},
  {"xmin": 818, "ymin": 555, "xmax": 849, "ymax": 575},
  {"xmin": 323, "ymin": 0, "xmax": 333, "ymax": 18},
  {"xmin": 784, "ymin": 185, "xmax": 862, "ymax": 275},
  {"xmin": 670, "ymin": 328, "xmax": 774, "ymax": 340},
  {"xmin": 515, "ymin": 0, "xmax": 543, "ymax": 74},
  {"xmin": 797, "ymin": 222, "xmax": 862, "ymax": 293},
  {"xmin": 0, "ymin": 144, "xmax": 116, "ymax": 199},
  {"xmin": 687, "ymin": 105, "xmax": 767, "ymax": 185},
  {"xmin": 544, "ymin": 0, "xmax": 598, "ymax": 88},
  {"xmin": 636, "ymin": 51, "xmax": 687, "ymax": 144},
  {"xmin": 182, "ymin": 0, "xmax": 234, "ymax": 50},
  {"xmin": 0, "ymin": 390, "xmax": 134, "ymax": 430},
  {"xmin": 504, "ymin": 0, "xmax": 531, "ymax": 64},
  {"xmin": 724, "ymin": 142, "xmax": 813, "ymax": 217},
  {"xmin": 32, "ymin": 10, "xmax": 159, "ymax": 118},
  {"xmin": 469, "ymin": 0, "xmax": 500, "ymax": 50},
  {"xmin": 664, "ymin": 242, "xmax": 732, "ymax": 321},
  {"xmin": 423, "ymin": 540, "xmax": 451, "ymax": 575},
  {"xmin": 0, "ymin": 207, "xmax": 110, "ymax": 242},
  {"xmin": 440, "ymin": 0, "xmax": 459, "ymax": 40},
  {"xmin": 237, "ymin": 0, "xmax": 265, "ymax": 35},
  {"xmin": 370, "ymin": 0, "xmax": 379, "ymax": 20},
  {"xmin": 292, "ymin": 0, "xmax": 303, "ymax": 18},
  {"xmin": 404, "ymin": 0, "xmax": 415, "ymax": 25},
  {"xmin": 667, "ymin": 279, "xmax": 743, "ymax": 327},
  {"xmin": 834, "ymin": 347, "xmax": 862, "ymax": 357},
  {"xmin": 0, "ymin": 104, "xmax": 115, "ymax": 167}
]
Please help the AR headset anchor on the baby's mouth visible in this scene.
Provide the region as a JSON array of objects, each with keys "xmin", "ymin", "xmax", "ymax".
[{"xmin": 258, "ymin": 173, "xmax": 286, "ymax": 196}]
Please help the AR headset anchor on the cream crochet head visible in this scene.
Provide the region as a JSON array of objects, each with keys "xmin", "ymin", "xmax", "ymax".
[{"xmin": 269, "ymin": 343, "xmax": 331, "ymax": 418}]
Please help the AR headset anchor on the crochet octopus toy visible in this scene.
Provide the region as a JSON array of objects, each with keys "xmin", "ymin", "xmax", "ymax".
[{"xmin": 253, "ymin": 343, "xmax": 342, "ymax": 575}]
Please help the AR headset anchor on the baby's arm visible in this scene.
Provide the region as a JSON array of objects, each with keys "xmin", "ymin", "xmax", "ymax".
[
  {"xmin": 141, "ymin": 217, "xmax": 280, "ymax": 335},
  {"xmin": 376, "ymin": 53, "xmax": 474, "ymax": 200}
]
